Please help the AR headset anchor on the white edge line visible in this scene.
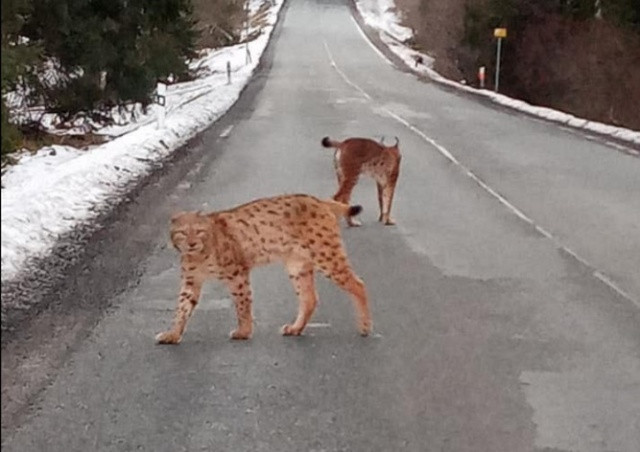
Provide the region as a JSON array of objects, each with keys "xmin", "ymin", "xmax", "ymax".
[
  {"xmin": 325, "ymin": 43, "xmax": 640, "ymax": 309},
  {"xmin": 323, "ymin": 40, "xmax": 371, "ymax": 100},
  {"xmin": 219, "ymin": 125, "xmax": 234, "ymax": 138},
  {"xmin": 593, "ymin": 271, "xmax": 638, "ymax": 306},
  {"xmin": 350, "ymin": 16, "xmax": 394, "ymax": 66}
]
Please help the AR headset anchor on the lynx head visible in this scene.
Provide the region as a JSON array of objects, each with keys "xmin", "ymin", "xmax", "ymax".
[{"xmin": 170, "ymin": 211, "xmax": 212, "ymax": 255}]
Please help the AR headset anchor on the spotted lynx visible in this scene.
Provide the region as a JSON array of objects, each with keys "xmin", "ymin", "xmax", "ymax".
[
  {"xmin": 322, "ymin": 136, "xmax": 401, "ymax": 226},
  {"xmin": 155, "ymin": 194, "xmax": 372, "ymax": 344}
]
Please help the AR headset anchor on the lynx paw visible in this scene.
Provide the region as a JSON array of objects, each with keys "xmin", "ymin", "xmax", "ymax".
[
  {"xmin": 384, "ymin": 218, "xmax": 396, "ymax": 226},
  {"xmin": 281, "ymin": 324, "xmax": 303, "ymax": 336},
  {"xmin": 358, "ymin": 319, "xmax": 372, "ymax": 337},
  {"xmin": 229, "ymin": 329, "xmax": 251, "ymax": 340},
  {"xmin": 155, "ymin": 330, "xmax": 182, "ymax": 345}
]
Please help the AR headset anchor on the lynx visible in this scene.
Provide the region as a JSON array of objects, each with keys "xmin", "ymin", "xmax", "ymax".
[
  {"xmin": 321, "ymin": 136, "xmax": 401, "ymax": 226},
  {"xmin": 155, "ymin": 194, "xmax": 372, "ymax": 344}
]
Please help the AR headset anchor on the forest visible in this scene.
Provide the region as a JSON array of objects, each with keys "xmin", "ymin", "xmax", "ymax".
[
  {"xmin": 1, "ymin": 0, "xmax": 211, "ymax": 157},
  {"xmin": 404, "ymin": 0, "xmax": 640, "ymax": 130}
]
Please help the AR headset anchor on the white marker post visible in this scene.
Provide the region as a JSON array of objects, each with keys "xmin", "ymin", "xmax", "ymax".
[
  {"xmin": 478, "ymin": 66, "xmax": 486, "ymax": 89},
  {"xmin": 244, "ymin": 0, "xmax": 252, "ymax": 64},
  {"xmin": 227, "ymin": 61, "xmax": 231, "ymax": 85},
  {"xmin": 493, "ymin": 28, "xmax": 507, "ymax": 93},
  {"xmin": 156, "ymin": 81, "xmax": 167, "ymax": 129}
]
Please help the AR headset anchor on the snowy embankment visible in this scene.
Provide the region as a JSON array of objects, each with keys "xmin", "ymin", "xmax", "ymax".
[
  {"xmin": 0, "ymin": 0, "xmax": 284, "ymax": 283},
  {"xmin": 354, "ymin": 0, "xmax": 640, "ymax": 146}
]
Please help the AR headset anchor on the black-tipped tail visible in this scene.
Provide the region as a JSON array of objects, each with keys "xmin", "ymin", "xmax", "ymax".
[
  {"xmin": 322, "ymin": 136, "xmax": 340, "ymax": 148},
  {"xmin": 348, "ymin": 205, "xmax": 363, "ymax": 217}
]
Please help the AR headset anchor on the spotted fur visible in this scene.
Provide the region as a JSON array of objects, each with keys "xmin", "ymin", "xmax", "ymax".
[
  {"xmin": 155, "ymin": 194, "xmax": 371, "ymax": 344},
  {"xmin": 322, "ymin": 136, "xmax": 401, "ymax": 226}
]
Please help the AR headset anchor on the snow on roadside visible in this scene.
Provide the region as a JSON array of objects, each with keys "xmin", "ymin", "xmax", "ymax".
[
  {"xmin": 0, "ymin": 0, "xmax": 285, "ymax": 283},
  {"xmin": 355, "ymin": 0, "xmax": 412, "ymax": 42},
  {"xmin": 354, "ymin": 0, "xmax": 640, "ymax": 146}
]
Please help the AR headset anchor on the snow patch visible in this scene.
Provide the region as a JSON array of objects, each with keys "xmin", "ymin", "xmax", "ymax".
[
  {"xmin": 1, "ymin": 0, "xmax": 285, "ymax": 283},
  {"xmin": 356, "ymin": 0, "xmax": 413, "ymax": 43}
]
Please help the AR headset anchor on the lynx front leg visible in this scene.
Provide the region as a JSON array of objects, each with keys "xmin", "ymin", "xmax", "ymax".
[
  {"xmin": 156, "ymin": 275, "xmax": 202, "ymax": 344},
  {"xmin": 225, "ymin": 271, "xmax": 253, "ymax": 340},
  {"xmin": 377, "ymin": 182, "xmax": 384, "ymax": 222},
  {"xmin": 381, "ymin": 182, "xmax": 397, "ymax": 226},
  {"xmin": 282, "ymin": 261, "xmax": 317, "ymax": 336}
]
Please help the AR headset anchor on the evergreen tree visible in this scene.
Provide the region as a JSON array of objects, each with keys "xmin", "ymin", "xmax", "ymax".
[
  {"xmin": 1, "ymin": 0, "xmax": 42, "ymax": 156},
  {"xmin": 24, "ymin": 0, "xmax": 198, "ymax": 120},
  {"xmin": 602, "ymin": 0, "xmax": 640, "ymax": 29}
]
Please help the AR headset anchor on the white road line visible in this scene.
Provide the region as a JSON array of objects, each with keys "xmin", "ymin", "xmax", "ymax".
[
  {"xmin": 323, "ymin": 40, "xmax": 640, "ymax": 309},
  {"xmin": 381, "ymin": 108, "xmax": 460, "ymax": 165},
  {"xmin": 556, "ymin": 243, "xmax": 592, "ymax": 268},
  {"xmin": 323, "ymin": 41, "xmax": 371, "ymax": 101},
  {"xmin": 220, "ymin": 125, "xmax": 234, "ymax": 138},
  {"xmin": 593, "ymin": 271, "xmax": 636, "ymax": 303},
  {"xmin": 534, "ymin": 225, "xmax": 553, "ymax": 239},
  {"xmin": 349, "ymin": 16, "xmax": 394, "ymax": 66}
]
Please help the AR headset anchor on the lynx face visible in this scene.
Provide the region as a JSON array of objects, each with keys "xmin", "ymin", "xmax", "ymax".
[{"xmin": 170, "ymin": 212, "xmax": 211, "ymax": 255}]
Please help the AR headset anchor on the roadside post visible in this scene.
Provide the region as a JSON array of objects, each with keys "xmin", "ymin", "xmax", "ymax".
[
  {"xmin": 478, "ymin": 66, "xmax": 486, "ymax": 89},
  {"xmin": 493, "ymin": 28, "xmax": 507, "ymax": 92},
  {"xmin": 244, "ymin": 1, "xmax": 252, "ymax": 64},
  {"xmin": 156, "ymin": 81, "xmax": 167, "ymax": 129},
  {"xmin": 227, "ymin": 61, "xmax": 231, "ymax": 84}
]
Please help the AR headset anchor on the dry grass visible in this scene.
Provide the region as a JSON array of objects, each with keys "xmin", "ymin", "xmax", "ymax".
[
  {"xmin": 192, "ymin": 0, "xmax": 248, "ymax": 49},
  {"xmin": 192, "ymin": 0, "xmax": 275, "ymax": 49},
  {"xmin": 395, "ymin": 0, "xmax": 467, "ymax": 80},
  {"xmin": 19, "ymin": 131, "xmax": 107, "ymax": 152}
]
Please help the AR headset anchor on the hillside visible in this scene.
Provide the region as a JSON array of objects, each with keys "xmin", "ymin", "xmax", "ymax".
[{"xmin": 396, "ymin": 0, "xmax": 640, "ymax": 131}]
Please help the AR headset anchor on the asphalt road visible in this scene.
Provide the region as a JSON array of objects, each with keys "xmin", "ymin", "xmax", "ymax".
[{"xmin": 2, "ymin": 0, "xmax": 640, "ymax": 451}]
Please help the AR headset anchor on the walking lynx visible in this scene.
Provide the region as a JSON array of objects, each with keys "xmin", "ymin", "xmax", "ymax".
[
  {"xmin": 322, "ymin": 136, "xmax": 401, "ymax": 226},
  {"xmin": 156, "ymin": 194, "xmax": 372, "ymax": 344}
]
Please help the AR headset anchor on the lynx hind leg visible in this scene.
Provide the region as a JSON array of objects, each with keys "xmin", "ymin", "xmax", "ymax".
[
  {"xmin": 224, "ymin": 271, "xmax": 253, "ymax": 340},
  {"xmin": 316, "ymin": 252, "xmax": 371, "ymax": 336},
  {"xmin": 156, "ymin": 275, "xmax": 202, "ymax": 345},
  {"xmin": 282, "ymin": 261, "xmax": 318, "ymax": 336},
  {"xmin": 333, "ymin": 175, "xmax": 361, "ymax": 227}
]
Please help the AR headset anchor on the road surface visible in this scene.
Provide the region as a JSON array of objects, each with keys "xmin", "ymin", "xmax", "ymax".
[{"xmin": 2, "ymin": 0, "xmax": 639, "ymax": 451}]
